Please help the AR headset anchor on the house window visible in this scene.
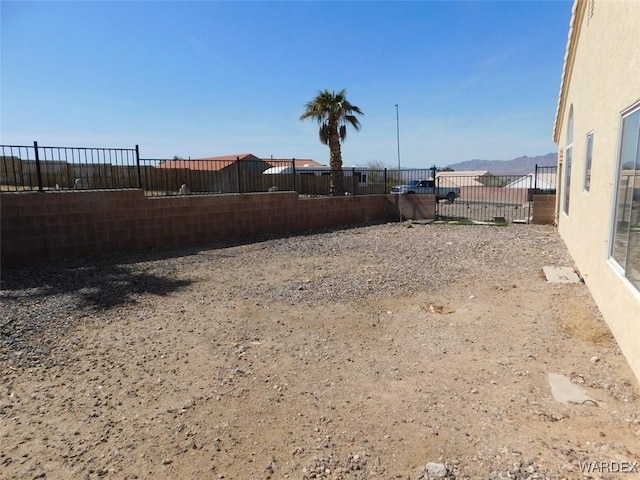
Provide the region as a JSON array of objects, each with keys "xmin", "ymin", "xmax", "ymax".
[
  {"xmin": 584, "ymin": 132, "xmax": 594, "ymax": 192},
  {"xmin": 611, "ymin": 105, "xmax": 640, "ymax": 291},
  {"xmin": 563, "ymin": 107, "xmax": 574, "ymax": 215}
]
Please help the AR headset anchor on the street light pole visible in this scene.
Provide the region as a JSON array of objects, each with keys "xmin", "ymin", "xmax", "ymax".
[{"xmin": 395, "ymin": 104, "xmax": 402, "ymax": 221}]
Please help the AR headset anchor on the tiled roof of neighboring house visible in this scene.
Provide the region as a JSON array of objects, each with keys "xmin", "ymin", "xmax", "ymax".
[
  {"xmin": 196, "ymin": 154, "xmax": 258, "ymax": 161},
  {"xmin": 157, "ymin": 154, "xmax": 324, "ymax": 171},
  {"xmin": 158, "ymin": 154, "xmax": 263, "ymax": 171}
]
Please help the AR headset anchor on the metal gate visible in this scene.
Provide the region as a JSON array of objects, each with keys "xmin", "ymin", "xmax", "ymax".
[{"xmin": 434, "ymin": 166, "xmax": 557, "ymax": 224}]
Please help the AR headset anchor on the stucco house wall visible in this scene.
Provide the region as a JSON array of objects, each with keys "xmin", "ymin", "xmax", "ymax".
[{"xmin": 554, "ymin": 0, "xmax": 640, "ymax": 380}]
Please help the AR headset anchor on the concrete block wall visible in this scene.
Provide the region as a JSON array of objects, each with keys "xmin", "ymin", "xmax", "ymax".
[
  {"xmin": 388, "ymin": 193, "xmax": 437, "ymax": 220},
  {"xmin": 1, "ymin": 190, "xmax": 436, "ymax": 265},
  {"xmin": 531, "ymin": 195, "xmax": 557, "ymax": 225}
]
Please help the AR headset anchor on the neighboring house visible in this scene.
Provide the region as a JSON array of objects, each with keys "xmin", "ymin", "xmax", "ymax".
[
  {"xmin": 265, "ymin": 158, "xmax": 325, "ymax": 168},
  {"xmin": 434, "ymin": 176, "xmax": 464, "ymax": 189},
  {"xmin": 155, "ymin": 154, "xmax": 325, "ymax": 193},
  {"xmin": 435, "ymin": 170, "xmax": 497, "ymax": 187},
  {"xmin": 553, "ymin": 0, "xmax": 640, "ymax": 380},
  {"xmin": 505, "ymin": 172, "xmax": 557, "ymax": 191},
  {"xmin": 158, "ymin": 153, "xmax": 270, "ymax": 174},
  {"xmin": 156, "ymin": 154, "xmax": 272, "ymax": 193},
  {"xmin": 158, "ymin": 154, "xmax": 323, "ymax": 172}
]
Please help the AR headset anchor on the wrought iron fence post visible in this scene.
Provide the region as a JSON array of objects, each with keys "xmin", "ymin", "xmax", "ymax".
[
  {"xmin": 236, "ymin": 156, "xmax": 241, "ymax": 193},
  {"xmin": 436, "ymin": 174, "xmax": 440, "ymax": 219},
  {"xmin": 384, "ymin": 168, "xmax": 387, "ymax": 194},
  {"xmin": 187, "ymin": 158, "xmax": 192, "ymax": 193},
  {"xmin": 135, "ymin": 145, "xmax": 142, "ymax": 189},
  {"xmin": 292, "ymin": 158, "xmax": 296, "ymax": 192},
  {"xmin": 352, "ymin": 167, "xmax": 356, "ymax": 195},
  {"xmin": 33, "ymin": 141, "xmax": 43, "ymax": 192},
  {"xmin": 529, "ymin": 164, "xmax": 539, "ymax": 225}
]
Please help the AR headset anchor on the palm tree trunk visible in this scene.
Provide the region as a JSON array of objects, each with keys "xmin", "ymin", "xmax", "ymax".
[{"xmin": 329, "ymin": 133, "xmax": 344, "ymax": 196}]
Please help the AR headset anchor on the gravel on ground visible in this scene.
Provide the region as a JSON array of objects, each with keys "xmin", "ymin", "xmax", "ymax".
[{"xmin": 1, "ymin": 222, "xmax": 639, "ymax": 479}]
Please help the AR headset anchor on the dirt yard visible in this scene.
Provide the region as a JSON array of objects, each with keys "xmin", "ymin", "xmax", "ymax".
[{"xmin": 1, "ymin": 223, "xmax": 639, "ymax": 480}]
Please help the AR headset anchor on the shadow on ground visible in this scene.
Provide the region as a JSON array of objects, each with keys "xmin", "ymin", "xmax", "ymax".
[
  {"xmin": 5, "ymin": 222, "xmax": 387, "ymax": 269},
  {"xmin": 1, "ymin": 261, "xmax": 193, "ymax": 311},
  {"xmin": 1, "ymin": 258, "xmax": 195, "ymax": 368}
]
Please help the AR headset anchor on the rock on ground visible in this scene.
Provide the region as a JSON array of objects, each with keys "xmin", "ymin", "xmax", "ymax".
[{"xmin": 1, "ymin": 223, "xmax": 639, "ymax": 479}]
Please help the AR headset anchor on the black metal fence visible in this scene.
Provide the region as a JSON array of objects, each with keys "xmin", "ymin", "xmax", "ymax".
[
  {"xmin": 531, "ymin": 164, "xmax": 558, "ymax": 194},
  {"xmin": 1, "ymin": 141, "xmax": 557, "ymax": 224},
  {"xmin": 138, "ymin": 160, "xmax": 437, "ymax": 197},
  {"xmin": 435, "ymin": 165, "xmax": 557, "ymax": 223},
  {"xmin": 0, "ymin": 142, "xmax": 436, "ymax": 196},
  {"xmin": 1, "ymin": 142, "xmax": 140, "ymax": 192}
]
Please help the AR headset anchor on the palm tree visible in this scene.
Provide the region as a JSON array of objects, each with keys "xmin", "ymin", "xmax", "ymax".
[{"xmin": 300, "ymin": 89, "xmax": 364, "ymax": 196}]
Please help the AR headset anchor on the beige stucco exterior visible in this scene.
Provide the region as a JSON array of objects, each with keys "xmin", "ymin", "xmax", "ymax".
[{"xmin": 554, "ymin": 0, "xmax": 640, "ymax": 381}]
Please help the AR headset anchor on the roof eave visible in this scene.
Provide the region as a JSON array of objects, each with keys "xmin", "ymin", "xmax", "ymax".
[{"xmin": 553, "ymin": 0, "xmax": 586, "ymax": 144}]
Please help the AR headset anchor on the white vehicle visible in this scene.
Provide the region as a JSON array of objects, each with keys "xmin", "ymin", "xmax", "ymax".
[
  {"xmin": 263, "ymin": 164, "xmax": 369, "ymax": 186},
  {"xmin": 391, "ymin": 179, "xmax": 460, "ymax": 203}
]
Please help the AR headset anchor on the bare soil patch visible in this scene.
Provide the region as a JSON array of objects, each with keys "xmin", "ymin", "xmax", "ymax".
[
  {"xmin": 1, "ymin": 223, "xmax": 639, "ymax": 480},
  {"xmin": 556, "ymin": 298, "xmax": 615, "ymax": 347}
]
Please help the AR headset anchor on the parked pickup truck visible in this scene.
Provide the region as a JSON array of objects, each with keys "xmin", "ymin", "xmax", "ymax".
[{"xmin": 390, "ymin": 180, "xmax": 460, "ymax": 203}]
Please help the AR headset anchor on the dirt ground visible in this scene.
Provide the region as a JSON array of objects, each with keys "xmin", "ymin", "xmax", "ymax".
[{"xmin": 1, "ymin": 223, "xmax": 639, "ymax": 480}]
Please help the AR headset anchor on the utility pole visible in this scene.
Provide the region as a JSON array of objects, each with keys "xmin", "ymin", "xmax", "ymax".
[{"xmin": 395, "ymin": 104, "xmax": 402, "ymax": 221}]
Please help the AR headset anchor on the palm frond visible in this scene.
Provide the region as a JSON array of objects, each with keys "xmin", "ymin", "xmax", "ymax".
[
  {"xmin": 319, "ymin": 123, "xmax": 330, "ymax": 145},
  {"xmin": 344, "ymin": 115, "xmax": 362, "ymax": 131},
  {"xmin": 300, "ymin": 88, "xmax": 364, "ymax": 146},
  {"xmin": 339, "ymin": 124, "xmax": 347, "ymax": 141}
]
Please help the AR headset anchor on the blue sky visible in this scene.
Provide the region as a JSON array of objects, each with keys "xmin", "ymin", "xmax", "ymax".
[{"xmin": 1, "ymin": 1, "xmax": 572, "ymax": 168}]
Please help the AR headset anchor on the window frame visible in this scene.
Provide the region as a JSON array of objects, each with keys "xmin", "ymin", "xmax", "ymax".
[
  {"xmin": 583, "ymin": 131, "xmax": 594, "ymax": 193},
  {"xmin": 563, "ymin": 107, "xmax": 574, "ymax": 216},
  {"xmin": 609, "ymin": 101, "xmax": 640, "ymax": 292}
]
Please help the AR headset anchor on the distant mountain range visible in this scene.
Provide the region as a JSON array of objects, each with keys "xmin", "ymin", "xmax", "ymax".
[{"xmin": 446, "ymin": 152, "xmax": 557, "ymax": 175}]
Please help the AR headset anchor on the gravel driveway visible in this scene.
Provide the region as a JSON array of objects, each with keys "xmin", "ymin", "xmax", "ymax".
[{"xmin": 1, "ymin": 222, "xmax": 639, "ymax": 479}]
